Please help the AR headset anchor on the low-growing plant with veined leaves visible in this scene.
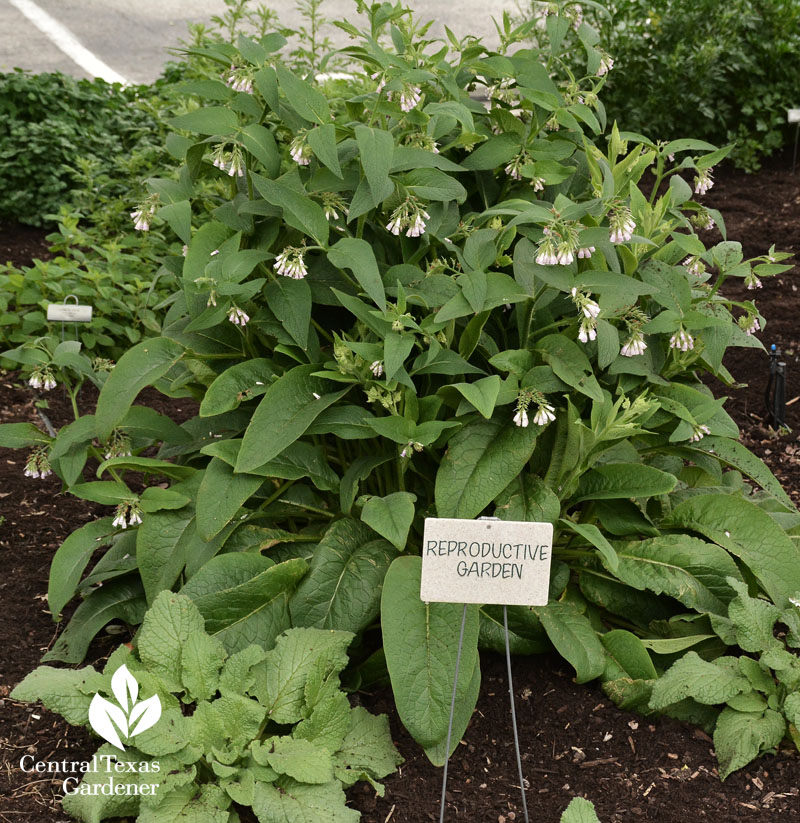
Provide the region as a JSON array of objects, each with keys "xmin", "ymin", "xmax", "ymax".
[
  {"xmin": 3, "ymin": 0, "xmax": 800, "ymax": 780},
  {"xmin": 12, "ymin": 591, "xmax": 401, "ymax": 823}
]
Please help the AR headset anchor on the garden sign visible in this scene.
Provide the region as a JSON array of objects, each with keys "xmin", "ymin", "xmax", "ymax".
[{"xmin": 421, "ymin": 517, "xmax": 553, "ymax": 606}]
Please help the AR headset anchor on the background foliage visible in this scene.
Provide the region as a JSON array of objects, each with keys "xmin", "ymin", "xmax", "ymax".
[{"xmin": 519, "ymin": 0, "xmax": 800, "ymax": 170}]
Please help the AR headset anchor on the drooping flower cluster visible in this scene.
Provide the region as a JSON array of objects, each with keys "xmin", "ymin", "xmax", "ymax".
[
  {"xmin": 24, "ymin": 447, "xmax": 52, "ymax": 480},
  {"xmin": 669, "ymin": 327, "xmax": 695, "ymax": 351},
  {"xmin": 369, "ymin": 360, "xmax": 384, "ymax": 378},
  {"xmin": 28, "ymin": 366, "xmax": 56, "ymax": 391},
  {"xmin": 690, "ymin": 208, "xmax": 715, "ymax": 230},
  {"xmin": 289, "ymin": 131, "xmax": 312, "ymax": 166},
  {"xmin": 130, "ymin": 201, "xmax": 156, "ymax": 232},
  {"xmin": 273, "ymin": 246, "xmax": 308, "ymax": 279},
  {"xmin": 620, "ymin": 330, "xmax": 647, "ymax": 357},
  {"xmin": 597, "ymin": 50, "xmax": 614, "ymax": 76},
  {"xmin": 404, "ymin": 132, "xmax": 439, "ymax": 154},
  {"xmin": 738, "ymin": 312, "xmax": 760, "ymax": 336},
  {"xmin": 620, "ymin": 307, "xmax": 649, "ymax": 357},
  {"xmin": 745, "ymin": 270, "xmax": 762, "ymax": 290},
  {"xmin": 224, "ymin": 65, "xmax": 253, "ymax": 94},
  {"xmin": 92, "ymin": 357, "xmax": 115, "ymax": 373},
  {"xmin": 112, "ymin": 500, "xmax": 143, "ymax": 529},
  {"xmin": 571, "ymin": 287, "xmax": 601, "ymax": 343},
  {"xmin": 400, "ymin": 440, "xmax": 424, "ymax": 459},
  {"xmin": 694, "ymin": 167, "xmax": 714, "ymax": 195},
  {"xmin": 689, "ymin": 423, "xmax": 712, "ymax": 443},
  {"xmin": 535, "ymin": 222, "xmax": 584, "ymax": 266},
  {"xmin": 504, "ymin": 152, "xmax": 529, "ymax": 182},
  {"xmin": 320, "ymin": 192, "xmax": 348, "ymax": 222},
  {"xmin": 388, "ymin": 82, "xmax": 422, "ymax": 113},
  {"xmin": 609, "ymin": 204, "xmax": 635, "ymax": 244},
  {"xmin": 210, "ymin": 144, "xmax": 245, "ymax": 177},
  {"xmin": 227, "ymin": 306, "xmax": 250, "ymax": 327},
  {"xmin": 103, "ymin": 429, "xmax": 132, "ymax": 461},
  {"xmin": 386, "ymin": 197, "xmax": 430, "ymax": 237},
  {"xmin": 513, "ymin": 388, "xmax": 556, "ymax": 428},
  {"xmin": 682, "ymin": 256, "xmax": 705, "ymax": 277}
]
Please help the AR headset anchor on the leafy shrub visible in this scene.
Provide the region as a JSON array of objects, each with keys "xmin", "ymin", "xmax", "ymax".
[
  {"xmin": 0, "ymin": 214, "xmax": 177, "ymax": 360},
  {"xmin": 3, "ymin": 1, "xmax": 800, "ymax": 782},
  {"xmin": 518, "ymin": 0, "xmax": 800, "ymax": 170},
  {"xmin": 12, "ymin": 591, "xmax": 401, "ymax": 821},
  {"xmin": 0, "ymin": 70, "xmax": 173, "ymax": 226}
]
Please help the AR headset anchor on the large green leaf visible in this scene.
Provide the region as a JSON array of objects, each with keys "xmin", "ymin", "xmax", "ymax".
[
  {"xmin": 0, "ymin": 421, "xmax": 50, "ymax": 448},
  {"xmin": 200, "ymin": 359, "xmax": 276, "ymax": 417},
  {"xmin": 381, "ymin": 556, "xmax": 480, "ymax": 750},
  {"xmin": 253, "ymin": 778, "xmax": 359, "ymax": 823},
  {"xmin": 196, "ymin": 457, "xmax": 264, "ymax": 540},
  {"xmin": 252, "ymin": 627, "xmax": 352, "ymax": 723},
  {"xmin": 276, "ymin": 64, "xmax": 331, "ymax": 124},
  {"xmin": 361, "ymin": 492, "xmax": 416, "ymax": 550},
  {"xmin": 137, "ymin": 590, "xmax": 208, "ymax": 692},
  {"xmin": 306, "ymin": 123, "xmax": 342, "ymax": 177},
  {"xmin": 574, "ymin": 463, "xmax": 677, "ymax": 502},
  {"xmin": 601, "ymin": 630, "xmax": 658, "ymax": 681},
  {"xmin": 42, "ymin": 579, "xmax": 146, "ymax": 664},
  {"xmin": 685, "ymin": 437, "xmax": 796, "ymax": 511},
  {"xmin": 535, "ymin": 334, "xmax": 603, "ymax": 401},
  {"xmin": 170, "ymin": 106, "xmax": 238, "ymax": 135},
  {"xmin": 423, "ymin": 659, "xmax": 480, "ymax": 766},
  {"xmin": 95, "ymin": 338, "xmax": 185, "ymax": 440},
  {"xmin": 237, "ymin": 364, "xmax": 349, "ymax": 471},
  {"xmin": 714, "ymin": 706, "xmax": 786, "ymax": 779},
  {"xmin": 327, "ymin": 238, "xmax": 386, "ymax": 310},
  {"xmin": 252, "ymin": 175, "xmax": 328, "ymax": 245},
  {"xmin": 48, "ymin": 518, "xmax": 116, "ymax": 618},
  {"xmin": 494, "ymin": 474, "xmax": 561, "ymax": 524},
  {"xmin": 10, "ymin": 666, "xmax": 106, "ymax": 726},
  {"xmin": 612, "ymin": 535, "xmax": 742, "ymax": 615},
  {"xmin": 533, "ymin": 602, "xmax": 605, "ymax": 683},
  {"xmin": 354, "ymin": 125, "xmax": 395, "ymax": 207},
  {"xmin": 450, "ymin": 375, "xmax": 501, "ymax": 419},
  {"xmin": 435, "ymin": 418, "xmax": 540, "ymax": 519},
  {"xmin": 264, "ymin": 276, "xmax": 312, "ymax": 349},
  {"xmin": 182, "ymin": 557, "xmax": 309, "ymax": 653},
  {"xmin": 649, "ymin": 652, "xmax": 750, "ymax": 711},
  {"xmin": 664, "ymin": 494, "xmax": 800, "ymax": 608},
  {"xmin": 290, "ymin": 519, "xmax": 397, "ymax": 633}
]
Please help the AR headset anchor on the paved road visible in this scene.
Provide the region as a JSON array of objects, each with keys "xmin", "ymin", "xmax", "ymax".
[{"xmin": 0, "ymin": 0, "xmax": 516, "ymax": 85}]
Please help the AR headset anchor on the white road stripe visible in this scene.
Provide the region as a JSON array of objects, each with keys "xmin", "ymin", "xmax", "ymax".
[{"xmin": 7, "ymin": 0, "xmax": 130, "ymax": 84}]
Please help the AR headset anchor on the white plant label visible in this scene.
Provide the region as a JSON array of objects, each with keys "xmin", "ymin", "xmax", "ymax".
[
  {"xmin": 420, "ymin": 517, "xmax": 553, "ymax": 606},
  {"xmin": 47, "ymin": 303, "xmax": 93, "ymax": 322},
  {"xmin": 787, "ymin": 108, "xmax": 800, "ymax": 123}
]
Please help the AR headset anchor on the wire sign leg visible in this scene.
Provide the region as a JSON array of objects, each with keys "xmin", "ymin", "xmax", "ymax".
[
  {"xmin": 504, "ymin": 605, "xmax": 530, "ymax": 823},
  {"xmin": 439, "ymin": 603, "xmax": 468, "ymax": 823}
]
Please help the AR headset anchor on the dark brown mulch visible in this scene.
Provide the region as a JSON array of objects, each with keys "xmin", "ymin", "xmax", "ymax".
[
  {"xmin": 1, "ymin": 149, "xmax": 799, "ymax": 823},
  {"xmin": 0, "ymin": 220, "xmax": 53, "ymax": 267}
]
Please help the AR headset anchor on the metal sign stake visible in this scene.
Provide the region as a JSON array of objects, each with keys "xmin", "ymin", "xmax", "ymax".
[{"xmin": 438, "ymin": 604, "xmax": 531, "ymax": 823}]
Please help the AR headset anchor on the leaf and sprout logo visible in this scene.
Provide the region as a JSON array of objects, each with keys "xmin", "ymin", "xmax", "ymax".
[{"xmin": 88, "ymin": 665, "xmax": 161, "ymax": 751}]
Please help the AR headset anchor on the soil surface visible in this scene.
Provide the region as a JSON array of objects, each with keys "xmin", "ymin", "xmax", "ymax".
[{"xmin": 1, "ymin": 151, "xmax": 799, "ymax": 823}]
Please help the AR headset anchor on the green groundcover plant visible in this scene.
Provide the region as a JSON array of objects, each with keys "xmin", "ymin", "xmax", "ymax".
[
  {"xmin": 4, "ymin": 0, "xmax": 800, "ymax": 784},
  {"xmin": 13, "ymin": 591, "xmax": 402, "ymax": 822},
  {"xmin": 517, "ymin": 0, "xmax": 800, "ymax": 170}
]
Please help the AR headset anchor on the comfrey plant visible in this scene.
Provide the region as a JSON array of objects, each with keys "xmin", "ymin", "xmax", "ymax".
[
  {"xmin": 12, "ymin": 591, "xmax": 401, "ymax": 822},
  {"xmin": 2, "ymin": 1, "xmax": 798, "ymax": 780}
]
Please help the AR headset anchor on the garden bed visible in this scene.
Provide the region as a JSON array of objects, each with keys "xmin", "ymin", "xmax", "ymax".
[{"xmin": 1, "ymin": 149, "xmax": 799, "ymax": 823}]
